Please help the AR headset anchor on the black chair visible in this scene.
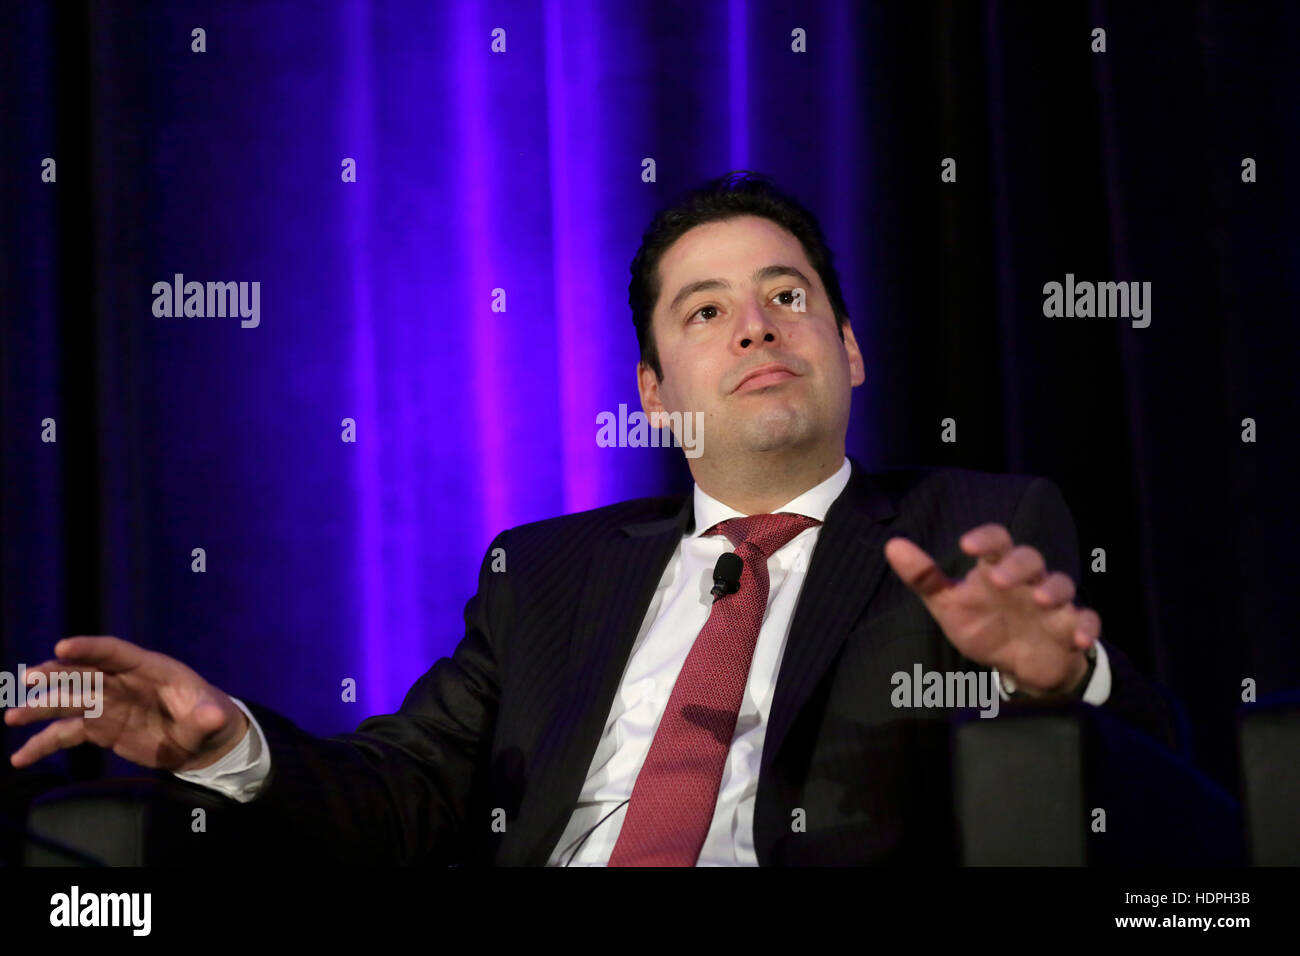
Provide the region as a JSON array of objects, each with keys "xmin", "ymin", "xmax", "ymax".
[
  {"xmin": 18, "ymin": 699, "xmax": 1288, "ymax": 866},
  {"xmin": 1237, "ymin": 691, "xmax": 1300, "ymax": 865},
  {"xmin": 954, "ymin": 699, "xmax": 1242, "ymax": 865},
  {"xmin": 22, "ymin": 776, "xmax": 257, "ymax": 866}
]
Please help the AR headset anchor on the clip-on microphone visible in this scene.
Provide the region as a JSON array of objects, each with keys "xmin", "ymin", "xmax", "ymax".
[{"xmin": 710, "ymin": 552, "xmax": 743, "ymax": 598}]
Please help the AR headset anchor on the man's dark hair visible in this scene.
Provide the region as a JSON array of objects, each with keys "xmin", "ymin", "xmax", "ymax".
[{"xmin": 628, "ymin": 170, "xmax": 852, "ymax": 381}]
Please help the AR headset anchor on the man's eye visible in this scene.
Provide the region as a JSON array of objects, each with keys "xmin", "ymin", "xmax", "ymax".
[
  {"xmin": 773, "ymin": 290, "xmax": 797, "ymax": 306},
  {"xmin": 689, "ymin": 305, "xmax": 719, "ymax": 322}
]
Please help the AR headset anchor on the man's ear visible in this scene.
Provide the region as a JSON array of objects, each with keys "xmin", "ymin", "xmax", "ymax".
[
  {"xmin": 637, "ymin": 361, "xmax": 668, "ymax": 428},
  {"xmin": 842, "ymin": 320, "xmax": 866, "ymax": 387}
]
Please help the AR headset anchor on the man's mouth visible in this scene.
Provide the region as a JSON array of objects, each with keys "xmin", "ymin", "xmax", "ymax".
[{"xmin": 733, "ymin": 364, "xmax": 798, "ymax": 393}]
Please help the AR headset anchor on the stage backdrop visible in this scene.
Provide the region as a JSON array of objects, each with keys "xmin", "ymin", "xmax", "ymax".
[{"xmin": 2, "ymin": 0, "xmax": 1296, "ymax": 795}]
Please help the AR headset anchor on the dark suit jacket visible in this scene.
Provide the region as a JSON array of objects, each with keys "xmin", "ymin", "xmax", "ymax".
[{"xmin": 237, "ymin": 458, "xmax": 1185, "ymax": 865}]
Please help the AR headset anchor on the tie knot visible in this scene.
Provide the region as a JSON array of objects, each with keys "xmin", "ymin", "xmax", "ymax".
[{"xmin": 705, "ymin": 512, "xmax": 821, "ymax": 558}]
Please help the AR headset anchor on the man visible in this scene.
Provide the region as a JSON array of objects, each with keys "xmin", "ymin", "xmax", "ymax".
[{"xmin": 6, "ymin": 171, "xmax": 1180, "ymax": 866}]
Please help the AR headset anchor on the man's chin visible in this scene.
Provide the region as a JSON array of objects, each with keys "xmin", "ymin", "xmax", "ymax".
[{"xmin": 732, "ymin": 420, "xmax": 817, "ymax": 453}]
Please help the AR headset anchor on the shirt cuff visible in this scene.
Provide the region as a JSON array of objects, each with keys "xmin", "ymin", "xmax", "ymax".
[
  {"xmin": 171, "ymin": 696, "xmax": 271, "ymax": 803},
  {"xmin": 1080, "ymin": 640, "xmax": 1111, "ymax": 705}
]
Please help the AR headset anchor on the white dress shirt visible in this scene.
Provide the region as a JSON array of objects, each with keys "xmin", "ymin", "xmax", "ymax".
[{"xmin": 176, "ymin": 457, "xmax": 1112, "ymax": 866}]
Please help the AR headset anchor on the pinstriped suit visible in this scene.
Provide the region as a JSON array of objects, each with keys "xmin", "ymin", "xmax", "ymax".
[{"xmin": 236, "ymin": 457, "xmax": 1183, "ymax": 865}]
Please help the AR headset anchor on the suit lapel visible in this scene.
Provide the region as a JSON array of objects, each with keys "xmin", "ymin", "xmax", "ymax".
[
  {"xmin": 759, "ymin": 459, "xmax": 898, "ymax": 782},
  {"xmin": 510, "ymin": 495, "xmax": 691, "ymax": 866}
]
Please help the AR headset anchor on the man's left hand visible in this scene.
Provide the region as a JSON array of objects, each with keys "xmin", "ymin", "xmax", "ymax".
[{"xmin": 883, "ymin": 523, "xmax": 1096, "ymax": 698}]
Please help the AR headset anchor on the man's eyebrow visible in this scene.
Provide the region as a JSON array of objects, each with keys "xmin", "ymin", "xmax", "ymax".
[{"xmin": 666, "ymin": 265, "xmax": 813, "ymax": 315}]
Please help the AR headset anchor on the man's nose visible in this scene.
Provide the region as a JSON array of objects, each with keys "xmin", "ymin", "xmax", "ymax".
[{"xmin": 732, "ymin": 297, "xmax": 781, "ymax": 350}]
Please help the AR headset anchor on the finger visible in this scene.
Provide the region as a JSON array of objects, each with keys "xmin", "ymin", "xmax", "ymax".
[
  {"xmin": 8, "ymin": 717, "xmax": 87, "ymax": 769},
  {"xmin": 21, "ymin": 663, "xmax": 101, "ymax": 687},
  {"xmin": 960, "ymin": 524, "xmax": 1014, "ymax": 563},
  {"xmin": 1041, "ymin": 602, "xmax": 1084, "ymax": 645},
  {"xmin": 884, "ymin": 537, "xmax": 953, "ymax": 598},
  {"xmin": 3, "ymin": 702, "xmax": 93, "ymax": 726},
  {"xmin": 1074, "ymin": 607, "xmax": 1101, "ymax": 649},
  {"xmin": 987, "ymin": 545, "xmax": 1046, "ymax": 588},
  {"xmin": 13, "ymin": 658, "xmax": 63, "ymax": 678},
  {"xmin": 1032, "ymin": 571, "xmax": 1076, "ymax": 607},
  {"xmin": 52, "ymin": 635, "xmax": 146, "ymax": 674},
  {"xmin": 3, "ymin": 664, "xmax": 103, "ymax": 720}
]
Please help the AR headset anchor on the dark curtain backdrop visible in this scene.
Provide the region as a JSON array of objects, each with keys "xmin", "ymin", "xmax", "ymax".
[{"xmin": 2, "ymin": 1, "xmax": 1296, "ymax": 799}]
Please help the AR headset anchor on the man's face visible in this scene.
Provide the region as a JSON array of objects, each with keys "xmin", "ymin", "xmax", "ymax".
[{"xmin": 637, "ymin": 215, "xmax": 865, "ymax": 464}]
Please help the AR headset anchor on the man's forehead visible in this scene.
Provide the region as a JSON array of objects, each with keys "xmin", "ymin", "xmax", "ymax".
[{"xmin": 659, "ymin": 216, "xmax": 808, "ymax": 276}]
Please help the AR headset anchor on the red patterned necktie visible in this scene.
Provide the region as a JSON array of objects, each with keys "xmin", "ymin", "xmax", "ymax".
[{"xmin": 607, "ymin": 512, "xmax": 822, "ymax": 866}]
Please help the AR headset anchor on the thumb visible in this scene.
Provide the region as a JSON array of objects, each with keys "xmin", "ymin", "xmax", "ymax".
[
  {"xmin": 191, "ymin": 698, "xmax": 231, "ymax": 737},
  {"xmin": 884, "ymin": 537, "xmax": 952, "ymax": 599}
]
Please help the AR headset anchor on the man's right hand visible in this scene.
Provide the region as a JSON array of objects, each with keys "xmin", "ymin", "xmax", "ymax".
[{"xmin": 4, "ymin": 636, "xmax": 249, "ymax": 773}]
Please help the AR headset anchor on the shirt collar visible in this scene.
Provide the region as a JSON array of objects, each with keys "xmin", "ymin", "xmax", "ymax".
[{"xmin": 690, "ymin": 456, "xmax": 852, "ymax": 538}]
